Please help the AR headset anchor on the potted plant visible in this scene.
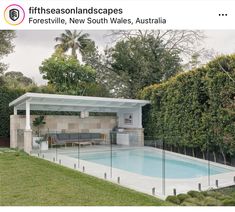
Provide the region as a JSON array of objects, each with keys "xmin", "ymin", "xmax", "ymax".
[{"xmin": 32, "ymin": 116, "xmax": 48, "ymax": 150}]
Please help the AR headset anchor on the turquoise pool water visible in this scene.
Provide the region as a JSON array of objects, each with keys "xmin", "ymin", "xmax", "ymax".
[{"xmin": 67, "ymin": 148, "xmax": 233, "ymax": 179}]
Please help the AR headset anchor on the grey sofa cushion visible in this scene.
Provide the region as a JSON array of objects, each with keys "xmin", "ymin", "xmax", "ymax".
[
  {"xmin": 50, "ymin": 132, "xmax": 103, "ymax": 145},
  {"xmin": 92, "ymin": 133, "xmax": 102, "ymax": 139},
  {"xmin": 79, "ymin": 133, "xmax": 92, "ymax": 140},
  {"xmin": 70, "ymin": 133, "xmax": 79, "ymax": 140},
  {"xmin": 57, "ymin": 133, "xmax": 69, "ymax": 141}
]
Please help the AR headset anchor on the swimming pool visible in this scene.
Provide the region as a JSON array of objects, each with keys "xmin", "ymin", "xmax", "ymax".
[{"xmin": 65, "ymin": 148, "xmax": 233, "ymax": 179}]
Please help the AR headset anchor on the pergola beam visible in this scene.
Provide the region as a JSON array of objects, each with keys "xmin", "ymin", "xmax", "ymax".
[
  {"xmin": 24, "ymin": 101, "xmax": 139, "ymax": 109},
  {"xmin": 21, "ymin": 105, "xmax": 119, "ymax": 113}
]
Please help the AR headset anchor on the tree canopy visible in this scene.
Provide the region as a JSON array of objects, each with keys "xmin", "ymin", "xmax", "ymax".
[
  {"xmin": 55, "ymin": 30, "xmax": 96, "ymax": 62},
  {"xmin": 39, "ymin": 49, "xmax": 109, "ymax": 96},
  {"xmin": 108, "ymin": 30, "xmax": 205, "ymax": 57},
  {"xmin": 108, "ymin": 34, "xmax": 182, "ymax": 98},
  {"xmin": 0, "ymin": 31, "xmax": 15, "ymax": 76},
  {"xmin": 3, "ymin": 71, "xmax": 34, "ymax": 88}
]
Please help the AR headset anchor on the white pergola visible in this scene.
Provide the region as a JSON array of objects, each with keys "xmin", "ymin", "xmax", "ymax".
[{"xmin": 9, "ymin": 93, "xmax": 150, "ymax": 130}]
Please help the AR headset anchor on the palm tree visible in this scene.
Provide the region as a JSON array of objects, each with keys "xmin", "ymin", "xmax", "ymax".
[{"xmin": 55, "ymin": 30, "xmax": 90, "ymax": 61}]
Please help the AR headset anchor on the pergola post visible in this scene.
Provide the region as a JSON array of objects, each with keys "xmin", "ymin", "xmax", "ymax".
[
  {"xmin": 14, "ymin": 107, "xmax": 17, "ymax": 115},
  {"xmin": 11, "ymin": 107, "xmax": 18, "ymax": 148},
  {"xmin": 24, "ymin": 100, "xmax": 32, "ymax": 153},
  {"xmin": 25, "ymin": 101, "xmax": 31, "ymax": 130},
  {"xmin": 138, "ymin": 105, "xmax": 142, "ymax": 128}
]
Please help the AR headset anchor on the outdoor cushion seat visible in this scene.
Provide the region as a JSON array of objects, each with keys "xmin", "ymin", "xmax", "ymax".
[
  {"xmin": 79, "ymin": 133, "xmax": 91, "ymax": 140},
  {"xmin": 69, "ymin": 133, "xmax": 79, "ymax": 141},
  {"xmin": 92, "ymin": 133, "xmax": 102, "ymax": 139},
  {"xmin": 49, "ymin": 132, "xmax": 105, "ymax": 147},
  {"xmin": 57, "ymin": 133, "xmax": 70, "ymax": 141}
]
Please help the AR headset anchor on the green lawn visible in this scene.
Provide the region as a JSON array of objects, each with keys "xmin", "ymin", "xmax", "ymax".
[{"xmin": 0, "ymin": 150, "xmax": 169, "ymax": 206}]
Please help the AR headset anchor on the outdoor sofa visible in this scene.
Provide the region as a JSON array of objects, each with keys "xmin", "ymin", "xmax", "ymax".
[{"xmin": 48, "ymin": 132, "xmax": 106, "ymax": 147}]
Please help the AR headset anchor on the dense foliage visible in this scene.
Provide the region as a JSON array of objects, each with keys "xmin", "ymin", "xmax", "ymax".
[
  {"xmin": 3, "ymin": 71, "xmax": 34, "ymax": 88},
  {"xmin": 0, "ymin": 86, "xmax": 24, "ymax": 137},
  {"xmin": 55, "ymin": 30, "xmax": 96, "ymax": 62},
  {"xmin": 166, "ymin": 189, "xmax": 235, "ymax": 206},
  {"xmin": 0, "ymin": 76, "xmax": 58, "ymax": 138},
  {"xmin": 140, "ymin": 54, "xmax": 235, "ymax": 163},
  {"xmin": 0, "ymin": 31, "xmax": 15, "ymax": 74},
  {"xmin": 108, "ymin": 35, "xmax": 182, "ymax": 98},
  {"xmin": 86, "ymin": 30, "xmax": 204, "ymax": 98},
  {"xmin": 39, "ymin": 49, "xmax": 109, "ymax": 96}
]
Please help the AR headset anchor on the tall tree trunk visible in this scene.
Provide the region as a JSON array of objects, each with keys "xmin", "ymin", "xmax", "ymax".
[
  {"xmin": 170, "ymin": 145, "xmax": 173, "ymax": 152},
  {"xmin": 192, "ymin": 148, "xmax": 195, "ymax": 157},
  {"xmin": 184, "ymin": 146, "xmax": 186, "ymax": 155},
  {"xmin": 221, "ymin": 149, "xmax": 227, "ymax": 165},
  {"xmin": 213, "ymin": 151, "xmax": 217, "ymax": 162},
  {"xmin": 72, "ymin": 48, "xmax": 77, "ymax": 59},
  {"xmin": 202, "ymin": 151, "xmax": 205, "ymax": 160}
]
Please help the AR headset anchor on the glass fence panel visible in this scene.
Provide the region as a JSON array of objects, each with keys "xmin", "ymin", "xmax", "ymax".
[
  {"xmin": 28, "ymin": 128, "xmax": 235, "ymax": 199},
  {"xmin": 143, "ymin": 135, "xmax": 235, "ymax": 197},
  {"xmin": 141, "ymin": 136, "xmax": 165, "ymax": 197},
  {"xmin": 41, "ymin": 130, "xmax": 111, "ymax": 179},
  {"xmin": 108, "ymin": 132, "xmax": 148, "ymax": 194}
]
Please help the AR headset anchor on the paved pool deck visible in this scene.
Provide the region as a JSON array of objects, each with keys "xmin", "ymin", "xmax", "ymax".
[{"xmin": 31, "ymin": 146, "xmax": 235, "ymax": 199}]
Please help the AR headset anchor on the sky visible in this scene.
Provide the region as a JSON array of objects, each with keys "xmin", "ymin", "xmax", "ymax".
[{"xmin": 3, "ymin": 30, "xmax": 235, "ymax": 85}]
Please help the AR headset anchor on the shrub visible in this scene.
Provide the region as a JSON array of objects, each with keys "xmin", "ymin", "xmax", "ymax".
[
  {"xmin": 177, "ymin": 193, "xmax": 190, "ymax": 203},
  {"xmin": 206, "ymin": 191, "xmax": 223, "ymax": 199},
  {"xmin": 166, "ymin": 195, "xmax": 180, "ymax": 204},
  {"xmin": 180, "ymin": 201, "xmax": 194, "ymax": 206},
  {"xmin": 232, "ymin": 193, "xmax": 235, "ymax": 199},
  {"xmin": 203, "ymin": 196, "xmax": 221, "ymax": 206},
  {"xmin": 222, "ymin": 199, "xmax": 235, "ymax": 206},
  {"xmin": 217, "ymin": 195, "xmax": 230, "ymax": 201},
  {"xmin": 183, "ymin": 197, "xmax": 202, "ymax": 206},
  {"xmin": 187, "ymin": 190, "xmax": 205, "ymax": 200}
]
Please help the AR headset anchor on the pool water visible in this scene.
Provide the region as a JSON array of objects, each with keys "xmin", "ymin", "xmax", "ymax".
[{"xmin": 67, "ymin": 148, "xmax": 233, "ymax": 179}]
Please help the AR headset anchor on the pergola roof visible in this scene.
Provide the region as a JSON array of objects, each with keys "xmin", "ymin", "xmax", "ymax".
[{"xmin": 9, "ymin": 93, "xmax": 150, "ymax": 113}]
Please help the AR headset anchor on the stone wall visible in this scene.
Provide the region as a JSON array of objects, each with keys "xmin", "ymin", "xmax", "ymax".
[{"xmin": 10, "ymin": 115, "xmax": 118, "ymax": 149}]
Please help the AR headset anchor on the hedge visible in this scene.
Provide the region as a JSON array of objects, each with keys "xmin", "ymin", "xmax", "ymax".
[
  {"xmin": 0, "ymin": 86, "xmax": 24, "ymax": 137},
  {"xmin": 140, "ymin": 54, "xmax": 235, "ymax": 164}
]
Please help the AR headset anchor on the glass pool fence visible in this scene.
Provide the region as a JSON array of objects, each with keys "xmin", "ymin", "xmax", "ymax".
[{"xmin": 30, "ymin": 130, "xmax": 235, "ymax": 197}]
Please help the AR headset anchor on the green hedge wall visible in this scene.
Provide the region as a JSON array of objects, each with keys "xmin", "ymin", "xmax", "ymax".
[
  {"xmin": 140, "ymin": 54, "xmax": 235, "ymax": 161},
  {"xmin": 0, "ymin": 86, "xmax": 24, "ymax": 137}
]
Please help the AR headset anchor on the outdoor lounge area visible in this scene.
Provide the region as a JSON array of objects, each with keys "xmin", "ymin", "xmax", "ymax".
[{"xmin": 9, "ymin": 92, "xmax": 150, "ymax": 153}]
